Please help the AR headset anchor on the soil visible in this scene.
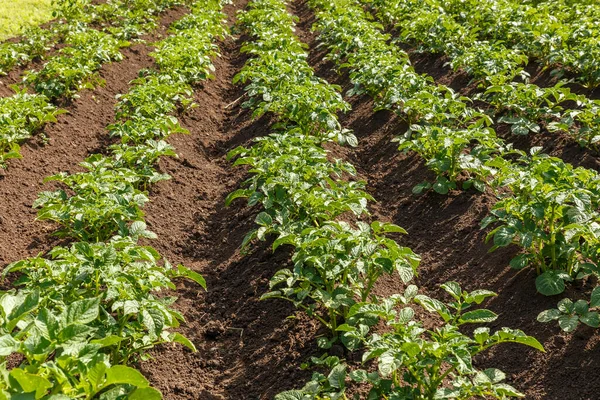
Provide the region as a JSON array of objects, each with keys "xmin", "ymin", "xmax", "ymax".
[{"xmin": 0, "ymin": 0, "xmax": 599, "ymax": 399}]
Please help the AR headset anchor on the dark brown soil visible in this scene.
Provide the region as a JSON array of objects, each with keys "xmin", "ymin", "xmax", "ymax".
[{"xmin": 1, "ymin": 0, "xmax": 599, "ymax": 399}]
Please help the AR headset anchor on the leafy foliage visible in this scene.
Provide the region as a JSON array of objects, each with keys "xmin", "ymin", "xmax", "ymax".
[
  {"xmin": 482, "ymin": 150, "xmax": 600, "ymax": 295},
  {"xmin": 538, "ymin": 288, "xmax": 600, "ymax": 332},
  {"xmin": 0, "ymin": 1, "xmax": 228, "ymax": 397},
  {"xmin": 232, "ymin": 2, "xmax": 543, "ymax": 399},
  {"xmin": 0, "ymin": 87, "xmax": 62, "ymax": 166},
  {"xmin": 278, "ymin": 283, "xmax": 543, "ymax": 399}
]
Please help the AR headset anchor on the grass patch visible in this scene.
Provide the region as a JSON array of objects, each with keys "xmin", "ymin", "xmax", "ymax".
[{"xmin": 0, "ymin": 0, "xmax": 55, "ymax": 41}]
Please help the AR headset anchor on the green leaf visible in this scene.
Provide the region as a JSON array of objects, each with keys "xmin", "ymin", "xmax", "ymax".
[
  {"xmin": 465, "ymin": 289, "xmax": 496, "ymax": 304},
  {"xmin": 63, "ymin": 297, "xmax": 100, "ymax": 325},
  {"xmin": 459, "ymin": 309, "xmax": 498, "ymax": 324},
  {"xmin": 580, "ymin": 312, "xmax": 600, "ymax": 328},
  {"xmin": 473, "ymin": 327, "xmax": 490, "ymax": 345},
  {"xmin": 590, "ymin": 286, "xmax": 600, "ymax": 308},
  {"xmin": 103, "ymin": 365, "xmax": 150, "ymax": 388},
  {"xmin": 128, "ymin": 387, "xmax": 163, "ymax": 400},
  {"xmin": 255, "ymin": 212, "xmax": 273, "ymax": 226},
  {"xmin": 378, "ymin": 351, "xmax": 400, "ymax": 377},
  {"xmin": 415, "ymin": 294, "xmax": 452, "ymax": 322},
  {"xmin": 558, "ymin": 315, "xmax": 579, "ymax": 332},
  {"xmin": 129, "ymin": 221, "xmax": 149, "ymax": 236},
  {"xmin": 432, "ymin": 179, "xmax": 450, "ymax": 194},
  {"xmin": 398, "ymin": 307, "xmax": 414, "ymax": 324},
  {"xmin": 88, "ymin": 362, "xmax": 108, "ymax": 391},
  {"xmin": 494, "ymin": 383, "xmax": 524, "ymax": 397},
  {"xmin": 274, "ymin": 391, "xmax": 305, "ymax": 400},
  {"xmin": 7, "ymin": 290, "xmax": 39, "ymax": 331},
  {"xmin": 169, "ymin": 332, "xmax": 196, "ymax": 352},
  {"xmin": 176, "ymin": 265, "xmax": 206, "ymax": 289},
  {"xmin": 9, "ymin": 369, "xmax": 52, "ymax": 399},
  {"xmin": 440, "ymin": 282, "xmax": 461, "ymax": 300},
  {"xmin": 493, "ymin": 226, "xmax": 516, "ymax": 247},
  {"xmin": 224, "ymin": 189, "xmax": 252, "ymax": 206},
  {"xmin": 59, "ymin": 324, "xmax": 95, "ymax": 343},
  {"xmin": 509, "ymin": 254, "xmax": 530, "ymax": 270},
  {"xmin": 396, "ymin": 265, "xmax": 414, "ymax": 284},
  {"xmin": 349, "ymin": 369, "xmax": 368, "ymax": 383},
  {"xmin": 327, "ymin": 364, "xmax": 347, "ymax": 389},
  {"xmin": 272, "ymin": 234, "xmax": 297, "ymax": 251},
  {"xmin": 142, "ymin": 308, "xmax": 164, "ymax": 337},
  {"xmin": 451, "ymin": 347, "xmax": 473, "ymax": 374},
  {"xmin": 0, "ymin": 334, "xmax": 18, "ymax": 356},
  {"xmin": 91, "ymin": 335, "xmax": 124, "ymax": 348},
  {"xmin": 537, "ymin": 309, "xmax": 561, "ymax": 323},
  {"xmin": 536, "ymin": 271, "xmax": 566, "ymax": 296},
  {"xmin": 378, "ymin": 223, "xmax": 407, "ymax": 234},
  {"xmin": 412, "ymin": 181, "xmax": 431, "ymax": 194},
  {"xmin": 482, "ymin": 368, "xmax": 506, "ymax": 384}
]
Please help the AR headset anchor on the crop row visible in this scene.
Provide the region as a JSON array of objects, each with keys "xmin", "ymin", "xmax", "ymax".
[
  {"xmin": 307, "ymin": 0, "xmax": 600, "ymax": 334},
  {"xmin": 0, "ymin": 1, "xmax": 227, "ymax": 397},
  {"xmin": 227, "ymin": 1, "xmax": 543, "ymax": 398},
  {"xmin": 0, "ymin": 0, "xmax": 189, "ymax": 167},
  {"xmin": 376, "ymin": 0, "xmax": 600, "ymax": 89},
  {"xmin": 368, "ymin": 0, "xmax": 600, "ymax": 150},
  {"xmin": 0, "ymin": 0, "xmax": 177, "ymax": 76}
]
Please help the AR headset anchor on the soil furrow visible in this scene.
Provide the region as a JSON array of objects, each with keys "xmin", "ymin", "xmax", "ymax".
[
  {"xmin": 0, "ymin": 7, "xmax": 188, "ymax": 267},
  {"xmin": 139, "ymin": 2, "xmax": 318, "ymax": 398}
]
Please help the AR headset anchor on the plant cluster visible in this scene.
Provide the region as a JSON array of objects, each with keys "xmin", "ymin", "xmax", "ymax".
[
  {"xmin": 228, "ymin": 1, "xmax": 543, "ymax": 398},
  {"xmin": 25, "ymin": 28, "xmax": 128, "ymax": 99},
  {"xmin": 0, "ymin": 0, "xmax": 190, "ymax": 167},
  {"xmin": 0, "ymin": 1, "xmax": 228, "ymax": 397},
  {"xmin": 368, "ymin": 0, "xmax": 600, "ymax": 150},
  {"xmin": 0, "ymin": 87, "xmax": 63, "ymax": 166},
  {"xmin": 0, "ymin": 27, "xmax": 55, "ymax": 75},
  {"xmin": 310, "ymin": 0, "xmax": 600, "ymax": 334},
  {"xmin": 0, "ymin": 0, "xmax": 180, "ymax": 76},
  {"xmin": 311, "ymin": 0, "xmax": 503, "ymax": 194}
]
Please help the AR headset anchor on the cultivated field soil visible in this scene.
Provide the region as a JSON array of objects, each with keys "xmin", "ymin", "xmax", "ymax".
[{"xmin": 1, "ymin": 1, "xmax": 599, "ymax": 399}]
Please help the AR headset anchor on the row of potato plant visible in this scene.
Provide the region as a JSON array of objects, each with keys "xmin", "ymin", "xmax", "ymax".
[
  {"xmin": 367, "ymin": 0, "xmax": 600, "ymax": 150},
  {"xmin": 0, "ymin": 2, "xmax": 227, "ymax": 397},
  {"xmin": 0, "ymin": 0, "xmax": 177, "ymax": 76},
  {"xmin": 308, "ymin": 0, "xmax": 600, "ymax": 334},
  {"xmin": 228, "ymin": 1, "xmax": 544, "ymax": 399},
  {"xmin": 363, "ymin": 0, "xmax": 600, "ymax": 332},
  {"xmin": 0, "ymin": 0, "xmax": 186, "ymax": 167},
  {"xmin": 404, "ymin": 0, "xmax": 600, "ymax": 89}
]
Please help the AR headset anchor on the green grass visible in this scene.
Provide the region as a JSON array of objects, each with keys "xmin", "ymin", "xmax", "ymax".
[{"xmin": 0, "ymin": 0, "xmax": 54, "ymax": 41}]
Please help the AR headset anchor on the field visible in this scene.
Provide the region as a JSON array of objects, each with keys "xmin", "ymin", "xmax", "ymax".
[
  {"xmin": 0, "ymin": 0, "xmax": 599, "ymax": 399},
  {"xmin": 0, "ymin": 0, "xmax": 54, "ymax": 41}
]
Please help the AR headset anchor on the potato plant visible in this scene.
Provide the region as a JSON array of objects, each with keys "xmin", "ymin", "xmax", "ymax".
[
  {"xmin": 538, "ymin": 287, "xmax": 600, "ymax": 332},
  {"xmin": 0, "ymin": 27, "xmax": 55, "ymax": 75},
  {"xmin": 482, "ymin": 151, "xmax": 600, "ymax": 295},
  {"xmin": 0, "ymin": 87, "xmax": 63, "ymax": 166},
  {"xmin": 25, "ymin": 28, "xmax": 128, "ymax": 99},
  {"xmin": 0, "ymin": 0, "xmax": 229, "ymax": 397},
  {"xmin": 231, "ymin": 2, "xmax": 543, "ymax": 399},
  {"xmin": 277, "ymin": 283, "xmax": 543, "ymax": 400}
]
